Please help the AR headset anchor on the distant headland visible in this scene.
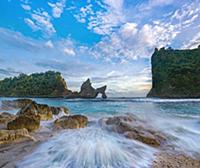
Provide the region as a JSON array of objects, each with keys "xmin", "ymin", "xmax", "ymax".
[
  {"xmin": 0, "ymin": 71, "xmax": 107, "ymax": 99},
  {"xmin": 147, "ymin": 45, "xmax": 200, "ymax": 98}
]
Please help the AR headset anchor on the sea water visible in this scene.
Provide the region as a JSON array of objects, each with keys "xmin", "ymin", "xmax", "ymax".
[{"xmin": 1, "ymin": 97, "xmax": 200, "ymax": 168}]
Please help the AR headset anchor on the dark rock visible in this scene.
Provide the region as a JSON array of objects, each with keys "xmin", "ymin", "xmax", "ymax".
[
  {"xmin": 54, "ymin": 115, "xmax": 88, "ymax": 129},
  {"xmin": 96, "ymin": 86, "xmax": 107, "ymax": 99},
  {"xmin": 100, "ymin": 115, "xmax": 166, "ymax": 147},
  {"xmin": 79, "ymin": 79, "xmax": 97, "ymax": 98},
  {"xmin": 78, "ymin": 79, "xmax": 107, "ymax": 99}
]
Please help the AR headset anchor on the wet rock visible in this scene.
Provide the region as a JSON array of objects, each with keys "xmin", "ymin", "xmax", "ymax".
[
  {"xmin": 50, "ymin": 106, "xmax": 69, "ymax": 115},
  {"xmin": 1, "ymin": 99, "xmax": 33, "ymax": 110},
  {"xmin": 7, "ymin": 114, "xmax": 40, "ymax": 132},
  {"xmin": 36, "ymin": 104, "xmax": 53, "ymax": 120},
  {"xmin": 153, "ymin": 152, "xmax": 200, "ymax": 168},
  {"xmin": 100, "ymin": 115, "xmax": 166, "ymax": 147},
  {"xmin": 0, "ymin": 112, "xmax": 16, "ymax": 124},
  {"xmin": 0, "ymin": 128, "xmax": 35, "ymax": 145},
  {"xmin": 54, "ymin": 115, "xmax": 88, "ymax": 129},
  {"xmin": 7, "ymin": 102, "xmax": 41, "ymax": 132}
]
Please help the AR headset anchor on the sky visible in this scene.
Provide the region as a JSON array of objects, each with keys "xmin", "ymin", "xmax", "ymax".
[{"xmin": 0, "ymin": 0, "xmax": 200, "ymax": 97}]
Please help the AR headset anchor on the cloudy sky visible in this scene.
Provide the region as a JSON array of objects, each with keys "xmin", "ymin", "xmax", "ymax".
[{"xmin": 0, "ymin": 0, "xmax": 200, "ymax": 97}]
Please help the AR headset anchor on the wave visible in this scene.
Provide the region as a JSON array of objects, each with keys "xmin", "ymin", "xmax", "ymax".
[{"xmin": 17, "ymin": 126, "xmax": 156, "ymax": 168}]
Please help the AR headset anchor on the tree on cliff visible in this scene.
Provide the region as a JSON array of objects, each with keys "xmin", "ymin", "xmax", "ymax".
[{"xmin": 0, "ymin": 71, "xmax": 67, "ymax": 97}]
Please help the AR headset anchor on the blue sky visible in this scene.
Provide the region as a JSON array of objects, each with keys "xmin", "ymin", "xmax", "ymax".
[{"xmin": 0, "ymin": 0, "xmax": 200, "ymax": 96}]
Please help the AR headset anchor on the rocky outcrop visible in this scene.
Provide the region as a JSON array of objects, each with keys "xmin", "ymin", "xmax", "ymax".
[
  {"xmin": 147, "ymin": 46, "xmax": 200, "ymax": 98},
  {"xmin": 0, "ymin": 71, "xmax": 107, "ymax": 99},
  {"xmin": 2, "ymin": 99, "xmax": 69, "ymax": 120},
  {"xmin": 54, "ymin": 115, "xmax": 88, "ymax": 129},
  {"xmin": 100, "ymin": 115, "xmax": 166, "ymax": 147},
  {"xmin": 65, "ymin": 79, "xmax": 107, "ymax": 99},
  {"xmin": 0, "ymin": 112, "xmax": 16, "ymax": 125},
  {"xmin": 7, "ymin": 114, "xmax": 40, "ymax": 132},
  {"xmin": 0, "ymin": 128, "xmax": 35, "ymax": 145}
]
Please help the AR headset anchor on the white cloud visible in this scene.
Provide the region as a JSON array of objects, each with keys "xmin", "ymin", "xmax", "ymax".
[
  {"xmin": 63, "ymin": 48, "xmax": 75, "ymax": 56},
  {"xmin": 24, "ymin": 18, "xmax": 38, "ymax": 31},
  {"xmin": 21, "ymin": 4, "xmax": 31, "ymax": 11},
  {"xmin": 90, "ymin": 0, "xmax": 200, "ymax": 62},
  {"xmin": 149, "ymin": 0, "xmax": 174, "ymax": 7},
  {"xmin": 48, "ymin": 0, "xmax": 66, "ymax": 18},
  {"xmin": 45, "ymin": 40, "xmax": 54, "ymax": 48},
  {"xmin": 72, "ymin": 0, "xmax": 126, "ymax": 35},
  {"xmin": 25, "ymin": 9, "xmax": 56, "ymax": 36},
  {"xmin": 182, "ymin": 32, "xmax": 200, "ymax": 49}
]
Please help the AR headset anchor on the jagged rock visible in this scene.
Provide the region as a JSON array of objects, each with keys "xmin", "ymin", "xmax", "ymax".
[
  {"xmin": 5, "ymin": 99, "xmax": 69, "ymax": 120},
  {"xmin": 0, "ymin": 112, "xmax": 16, "ymax": 125},
  {"xmin": 79, "ymin": 79, "xmax": 97, "ymax": 98},
  {"xmin": 54, "ymin": 115, "xmax": 88, "ymax": 129},
  {"xmin": 100, "ymin": 115, "xmax": 166, "ymax": 147},
  {"xmin": 0, "ymin": 128, "xmax": 35, "ymax": 145},
  {"xmin": 96, "ymin": 86, "xmax": 107, "ymax": 99},
  {"xmin": 7, "ymin": 115, "xmax": 40, "ymax": 132},
  {"xmin": 1, "ymin": 99, "xmax": 33, "ymax": 110},
  {"xmin": 35, "ymin": 104, "xmax": 53, "ymax": 120},
  {"xmin": 8, "ymin": 102, "xmax": 41, "ymax": 132},
  {"xmin": 78, "ymin": 79, "xmax": 107, "ymax": 99}
]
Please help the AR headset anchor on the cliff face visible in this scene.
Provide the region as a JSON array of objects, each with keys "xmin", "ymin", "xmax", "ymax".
[{"xmin": 147, "ymin": 46, "xmax": 200, "ymax": 98}]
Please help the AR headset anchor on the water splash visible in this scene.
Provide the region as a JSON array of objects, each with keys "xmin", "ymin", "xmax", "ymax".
[{"xmin": 17, "ymin": 127, "xmax": 156, "ymax": 168}]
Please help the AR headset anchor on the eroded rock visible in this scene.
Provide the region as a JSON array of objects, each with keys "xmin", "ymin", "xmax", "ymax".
[
  {"xmin": 0, "ymin": 112, "xmax": 16, "ymax": 124},
  {"xmin": 54, "ymin": 115, "xmax": 88, "ymax": 129},
  {"xmin": 7, "ymin": 115, "xmax": 40, "ymax": 132},
  {"xmin": 0, "ymin": 128, "xmax": 35, "ymax": 145},
  {"xmin": 100, "ymin": 115, "xmax": 166, "ymax": 147}
]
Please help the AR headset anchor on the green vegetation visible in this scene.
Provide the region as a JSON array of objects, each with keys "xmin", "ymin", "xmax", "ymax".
[
  {"xmin": 0, "ymin": 71, "xmax": 68, "ymax": 97},
  {"xmin": 147, "ymin": 45, "xmax": 200, "ymax": 98}
]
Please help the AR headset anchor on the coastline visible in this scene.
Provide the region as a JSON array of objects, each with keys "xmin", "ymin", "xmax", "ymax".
[{"xmin": 1, "ymin": 98, "xmax": 200, "ymax": 168}]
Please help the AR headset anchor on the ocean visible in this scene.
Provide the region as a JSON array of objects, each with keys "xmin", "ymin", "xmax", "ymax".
[{"xmin": 1, "ymin": 97, "xmax": 200, "ymax": 168}]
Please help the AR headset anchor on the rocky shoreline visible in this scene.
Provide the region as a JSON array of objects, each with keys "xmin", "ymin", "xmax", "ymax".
[{"xmin": 0, "ymin": 98, "xmax": 200, "ymax": 168}]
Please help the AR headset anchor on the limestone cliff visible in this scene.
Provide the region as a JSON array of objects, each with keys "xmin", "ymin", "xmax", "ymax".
[{"xmin": 147, "ymin": 45, "xmax": 200, "ymax": 98}]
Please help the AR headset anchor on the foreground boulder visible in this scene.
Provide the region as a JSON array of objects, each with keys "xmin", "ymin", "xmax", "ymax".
[
  {"xmin": 0, "ymin": 128, "xmax": 35, "ymax": 145},
  {"xmin": 7, "ymin": 115, "xmax": 40, "ymax": 132},
  {"xmin": 100, "ymin": 115, "xmax": 166, "ymax": 147},
  {"xmin": 8, "ymin": 102, "xmax": 41, "ymax": 132},
  {"xmin": 54, "ymin": 115, "xmax": 88, "ymax": 129},
  {"xmin": 3, "ymin": 99, "xmax": 69, "ymax": 120}
]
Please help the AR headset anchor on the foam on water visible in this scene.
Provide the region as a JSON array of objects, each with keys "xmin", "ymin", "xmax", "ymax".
[{"xmin": 17, "ymin": 126, "xmax": 156, "ymax": 168}]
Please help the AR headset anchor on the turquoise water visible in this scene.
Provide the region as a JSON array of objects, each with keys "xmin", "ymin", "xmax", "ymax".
[{"xmin": 1, "ymin": 98, "xmax": 200, "ymax": 168}]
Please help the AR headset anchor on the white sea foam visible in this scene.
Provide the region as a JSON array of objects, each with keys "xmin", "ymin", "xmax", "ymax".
[{"xmin": 17, "ymin": 126, "xmax": 156, "ymax": 168}]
